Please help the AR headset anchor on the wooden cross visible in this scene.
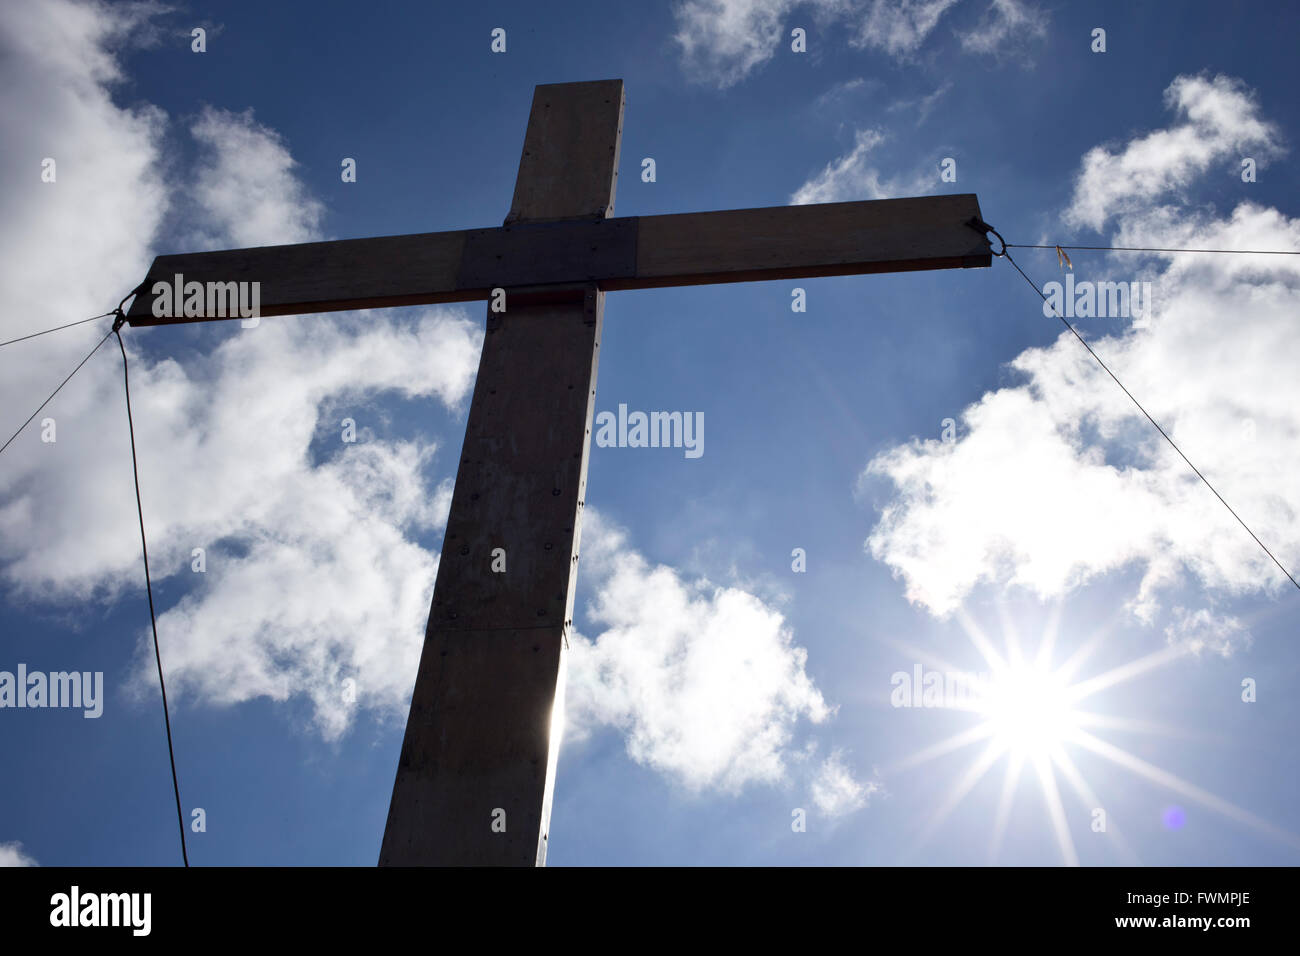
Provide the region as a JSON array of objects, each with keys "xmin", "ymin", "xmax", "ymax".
[{"xmin": 126, "ymin": 79, "xmax": 992, "ymax": 866}]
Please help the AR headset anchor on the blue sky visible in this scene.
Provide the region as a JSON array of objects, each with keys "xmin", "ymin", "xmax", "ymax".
[{"xmin": 2, "ymin": 0, "xmax": 1299, "ymax": 866}]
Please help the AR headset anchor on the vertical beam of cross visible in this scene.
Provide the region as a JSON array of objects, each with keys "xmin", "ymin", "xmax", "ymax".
[{"xmin": 378, "ymin": 80, "xmax": 623, "ymax": 866}]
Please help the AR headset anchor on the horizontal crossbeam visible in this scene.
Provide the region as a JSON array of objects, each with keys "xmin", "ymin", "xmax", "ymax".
[{"xmin": 126, "ymin": 194, "xmax": 992, "ymax": 326}]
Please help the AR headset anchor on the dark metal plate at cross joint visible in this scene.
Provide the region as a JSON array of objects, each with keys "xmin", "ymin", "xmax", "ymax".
[{"xmin": 456, "ymin": 216, "xmax": 638, "ymax": 291}]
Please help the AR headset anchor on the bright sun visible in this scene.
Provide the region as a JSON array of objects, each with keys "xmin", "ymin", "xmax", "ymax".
[
  {"xmin": 975, "ymin": 662, "xmax": 1080, "ymax": 759},
  {"xmin": 892, "ymin": 606, "xmax": 1300, "ymax": 865}
]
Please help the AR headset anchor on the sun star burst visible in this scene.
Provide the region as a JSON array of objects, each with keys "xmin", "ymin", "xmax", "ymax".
[{"xmin": 885, "ymin": 602, "xmax": 1300, "ymax": 865}]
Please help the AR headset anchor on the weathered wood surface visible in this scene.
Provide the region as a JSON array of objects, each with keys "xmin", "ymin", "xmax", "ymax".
[
  {"xmin": 126, "ymin": 194, "xmax": 990, "ymax": 325},
  {"xmin": 378, "ymin": 80, "xmax": 620, "ymax": 867}
]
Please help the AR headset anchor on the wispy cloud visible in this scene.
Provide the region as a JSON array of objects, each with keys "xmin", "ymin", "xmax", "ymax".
[
  {"xmin": 1164, "ymin": 607, "xmax": 1251, "ymax": 658},
  {"xmin": 672, "ymin": 0, "xmax": 809, "ymax": 90},
  {"xmin": 673, "ymin": 0, "xmax": 1047, "ymax": 88},
  {"xmin": 790, "ymin": 129, "xmax": 935, "ymax": 204},
  {"xmin": 885, "ymin": 81, "xmax": 953, "ymax": 125},
  {"xmin": 810, "ymin": 750, "xmax": 879, "ymax": 816},
  {"xmin": 814, "ymin": 76, "xmax": 877, "ymax": 109},
  {"xmin": 958, "ymin": 0, "xmax": 1047, "ymax": 57},
  {"xmin": 850, "ymin": 0, "xmax": 960, "ymax": 57}
]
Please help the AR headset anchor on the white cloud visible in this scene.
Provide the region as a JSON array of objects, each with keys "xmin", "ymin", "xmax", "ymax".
[
  {"xmin": 1164, "ymin": 607, "xmax": 1250, "ymax": 658},
  {"xmin": 1067, "ymin": 75, "xmax": 1281, "ymax": 232},
  {"xmin": 567, "ymin": 512, "xmax": 832, "ymax": 793},
  {"xmin": 790, "ymin": 129, "xmax": 934, "ymax": 204},
  {"xmin": 672, "ymin": 0, "xmax": 804, "ymax": 90},
  {"xmin": 958, "ymin": 0, "xmax": 1047, "ymax": 56},
  {"xmin": 0, "ymin": 0, "xmax": 168, "ymax": 411},
  {"xmin": 110, "ymin": 313, "xmax": 479, "ymax": 739},
  {"xmin": 0, "ymin": 0, "xmax": 168, "ymax": 591},
  {"xmin": 673, "ymin": 0, "xmax": 1047, "ymax": 87},
  {"xmin": 0, "ymin": 842, "xmax": 37, "ymax": 866},
  {"xmin": 187, "ymin": 106, "xmax": 326, "ymax": 249},
  {"xmin": 864, "ymin": 75, "xmax": 1300, "ymax": 637},
  {"xmin": 810, "ymin": 750, "xmax": 878, "ymax": 816},
  {"xmin": 851, "ymin": 0, "xmax": 960, "ymax": 57}
]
